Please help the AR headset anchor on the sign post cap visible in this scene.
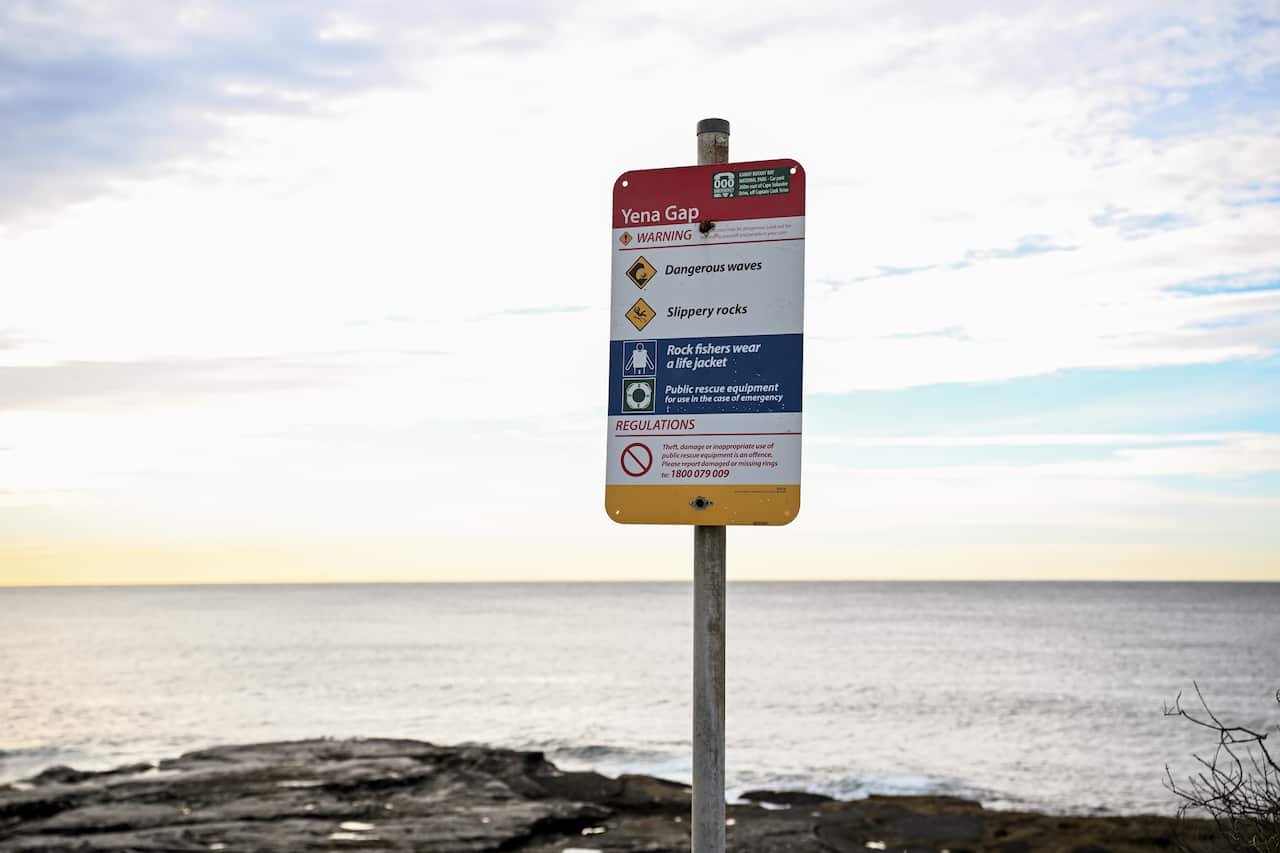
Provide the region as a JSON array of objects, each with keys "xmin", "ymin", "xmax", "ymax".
[{"xmin": 696, "ymin": 118, "xmax": 730, "ymax": 135}]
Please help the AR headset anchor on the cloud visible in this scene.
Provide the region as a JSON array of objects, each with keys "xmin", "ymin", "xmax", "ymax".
[
  {"xmin": 486, "ymin": 305, "xmax": 592, "ymax": 318},
  {"xmin": 0, "ymin": 355, "xmax": 358, "ymax": 412},
  {"xmin": 0, "ymin": 0, "xmax": 568, "ymax": 224},
  {"xmin": 814, "ymin": 431, "xmax": 1280, "ymax": 480},
  {"xmin": 1167, "ymin": 269, "xmax": 1280, "ymax": 294},
  {"xmin": 809, "ymin": 432, "xmax": 1257, "ymax": 448},
  {"xmin": 797, "ymin": 431, "xmax": 1280, "ymax": 550},
  {"xmin": 2, "ymin": 0, "xmax": 1279, "ymax": 571},
  {"xmin": 806, "ymin": 203, "xmax": 1280, "ymax": 391},
  {"xmin": 0, "ymin": 330, "xmax": 32, "ymax": 351}
]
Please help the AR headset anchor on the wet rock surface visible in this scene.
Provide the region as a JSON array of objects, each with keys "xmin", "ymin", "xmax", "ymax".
[{"xmin": 0, "ymin": 739, "xmax": 1216, "ymax": 852}]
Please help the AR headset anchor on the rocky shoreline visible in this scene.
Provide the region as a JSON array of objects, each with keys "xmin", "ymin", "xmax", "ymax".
[{"xmin": 0, "ymin": 739, "xmax": 1216, "ymax": 852}]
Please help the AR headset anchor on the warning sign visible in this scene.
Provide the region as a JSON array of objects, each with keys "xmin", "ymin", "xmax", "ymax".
[
  {"xmin": 607, "ymin": 158, "xmax": 805, "ymax": 526},
  {"xmin": 626, "ymin": 256, "xmax": 657, "ymax": 289},
  {"xmin": 626, "ymin": 298, "xmax": 655, "ymax": 332}
]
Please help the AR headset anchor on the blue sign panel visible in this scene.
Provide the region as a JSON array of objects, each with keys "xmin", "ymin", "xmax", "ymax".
[{"xmin": 608, "ymin": 333, "xmax": 802, "ymax": 415}]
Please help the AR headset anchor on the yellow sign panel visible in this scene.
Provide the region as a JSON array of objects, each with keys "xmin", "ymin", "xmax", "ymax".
[
  {"xmin": 626, "ymin": 298, "xmax": 655, "ymax": 332},
  {"xmin": 625, "ymin": 256, "xmax": 657, "ymax": 289},
  {"xmin": 606, "ymin": 484, "xmax": 800, "ymax": 526}
]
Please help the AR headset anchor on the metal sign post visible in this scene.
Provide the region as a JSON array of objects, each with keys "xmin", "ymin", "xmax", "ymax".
[
  {"xmin": 693, "ymin": 117, "xmax": 729, "ymax": 853},
  {"xmin": 692, "ymin": 521, "xmax": 726, "ymax": 853},
  {"xmin": 606, "ymin": 118, "xmax": 805, "ymax": 853}
]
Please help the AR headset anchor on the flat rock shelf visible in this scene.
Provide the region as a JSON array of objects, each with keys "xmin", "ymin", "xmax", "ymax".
[{"xmin": 0, "ymin": 739, "xmax": 1218, "ymax": 852}]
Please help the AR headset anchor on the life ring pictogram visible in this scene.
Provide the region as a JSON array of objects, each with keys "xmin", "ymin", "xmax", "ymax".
[{"xmin": 624, "ymin": 380, "xmax": 653, "ymax": 411}]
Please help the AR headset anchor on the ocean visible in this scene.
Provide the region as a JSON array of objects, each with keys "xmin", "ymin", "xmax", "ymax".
[{"xmin": 1, "ymin": 582, "xmax": 1276, "ymax": 816}]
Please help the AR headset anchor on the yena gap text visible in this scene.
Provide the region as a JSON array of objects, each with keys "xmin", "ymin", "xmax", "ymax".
[{"xmin": 619, "ymin": 205, "xmax": 700, "ymax": 224}]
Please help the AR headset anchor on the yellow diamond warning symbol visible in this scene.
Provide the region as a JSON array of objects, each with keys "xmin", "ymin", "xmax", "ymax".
[
  {"xmin": 625, "ymin": 256, "xmax": 657, "ymax": 289},
  {"xmin": 626, "ymin": 298, "xmax": 655, "ymax": 332},
  {"xmin": 619, "ymin": 232, "xmax": 633, "ymax": 247}
]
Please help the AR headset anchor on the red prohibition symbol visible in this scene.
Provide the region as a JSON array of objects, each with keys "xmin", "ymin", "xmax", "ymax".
[{"xmin": 620, "ymin": 442, "xmax": 653, "ymax": 477}]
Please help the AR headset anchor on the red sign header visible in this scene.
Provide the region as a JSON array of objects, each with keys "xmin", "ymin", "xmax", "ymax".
[{"xmin": 612, "ymin": 159, "xmax": 805, "ymax": 229}]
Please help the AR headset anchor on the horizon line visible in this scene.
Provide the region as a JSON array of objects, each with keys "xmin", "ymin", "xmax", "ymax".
[{"xmin": 3, "ymin": 577, "xmax": 1277, "ymax": 590}]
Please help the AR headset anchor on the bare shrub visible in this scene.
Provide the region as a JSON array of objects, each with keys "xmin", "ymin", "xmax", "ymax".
[{"xmin": 1165, "ymin": 683, "xmax": 1280, "ymax": 853}]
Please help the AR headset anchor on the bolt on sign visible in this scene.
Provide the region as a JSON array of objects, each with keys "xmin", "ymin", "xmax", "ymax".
[{"xmin": 606, "ymin": 159, "xmax": 805, "ymax": 525}]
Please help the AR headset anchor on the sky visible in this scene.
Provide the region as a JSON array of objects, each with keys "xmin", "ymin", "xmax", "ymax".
[{"xmin": 2, "ymin": 0, "xmax": 1278, "ymax": 584}]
